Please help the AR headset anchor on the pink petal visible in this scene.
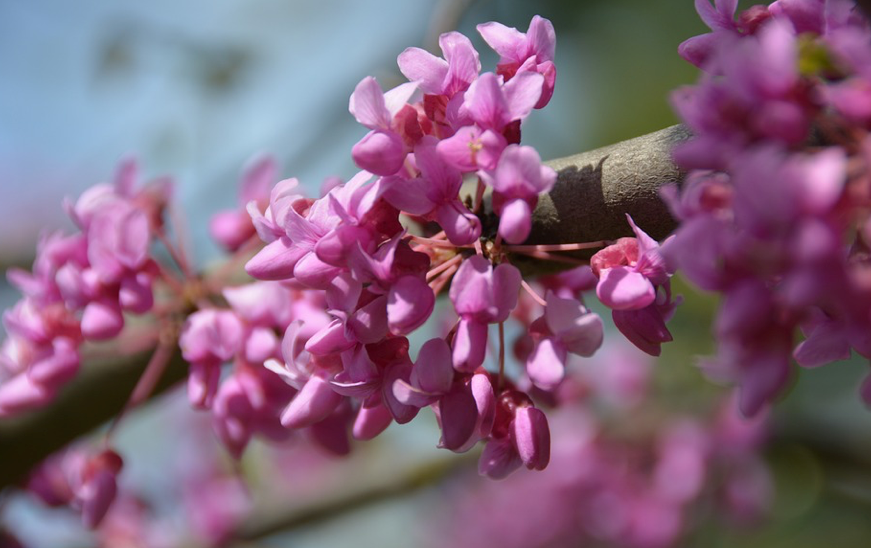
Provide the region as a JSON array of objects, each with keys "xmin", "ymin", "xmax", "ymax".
[
  {"xmin": 0, "ymin": 373, "xmax": 56, "ymax": 416},
  {"xmin": 387, "ymin": 275, "xmax": 435, "ymax": 335},
  {"xmin": 441, "ymin": 31, "xmax": 481, "ymax": 96},
  {"xmin": 380, "ymin": 176, "xmax": 437, "ymax": 215},
  {"xmin": 452, "ymin": 318, "xmax": 488, "ymax": 372},
  {"xmin": 397, "ymin": 47, "xmax": 449, "ymax": 94},
  {"xmin": 305, "ymin": 318, "xmax": 355, "ymax": 356},
  {"xmin": 119, "ymin": 273, "xmax": 154, "ymax": 314},
  {"xmin": 308, "ymin": 407, "xmax": 352, "ymax": 456},
  {"xmin": 239, "ymin": 154, "xmax": 276, "ymax": 205},
  {"xmin": 315, "ymin": 225, "xmax": 373, "ymax": 268},
  {"xmin": 280, "ymin": 374, "xmax": 342, "ymax": 429},
  {"xmin": 527, "ymin": 15, "xmax": 556, "ymax": 61},
  {"xmin": 612, "ymin": 306, "xmax": 673, "ymax": 357},
  {"xmin": 413, "ymin": 338, "xmax": 454, "ymax": 394},
  {"xmin": 381, "ymin": 361, "xmax": 420, "ymax": 424},
  {"xmin": 436, "ymin": 200, "xmax": 482, "ymax": 246},
  {"xmin": 383, "ymin": 81, "xmax": 419, "ymax": 117},
  {"xmin": 544, "ymin": 291, "xmax": 604, "ymax": 357},
  {"xmin": 476, "ymin": 22, "xmax": 525, "ymax": 62},
  {"xmin": 293, "ymin": 252, "xmax": 343, "ymax": 289},
  {"xmin": 492, "ymin": 262, "xmax": 522, "ymax": 321},
  {"xmin": 526, "ymin": 337, "xmax": 566, "ymax": 391},
  {"xmin": 502, "ymin": 70, "xmax": 543, "ymax": 121},
  {"xmin": 353, "ymin": 400, "xmax": 393, "ymax": 440},
  {"xmin": 438, "ymin": 382, "xmax": 478, "ymax": 451},
  {"xmin": 210, "ymin": 210, "xmax": 255, "ymax": 252},
  {"xmin": 498, "ymin": 198, "xmax": 532, "ymax": 244},
  {"xmin": 465, "ymin": 72, "xmax": 508, "ymax": 129},
  {"xmin": 347, "ymin": 295, "xmax": 390, "ymax": 344},
  {"xmin": 79, "ymin": 469, "xmax": 117, "ymax": 529},
  {"xmin": 478, "ymin": 436, "xmax": 522, "ymax": 479},
  {"xmin": 391, "ymin": 377, "xmax": 437, "ymax": 407},
  {"xmin": 352, "ymin": 130, "xmax": 406, "ymax": 176},
  {"xmin": 737, "ymin": 352, "xmax": 789, "ymax": 417},
  {"xmin": 596, "ymin": 267, "xmax": 656, "ymax": 310},
  {"xmin": 27, "ymin": 339, "xmax": 80, "ymax": 387},
  {"xmin": 349, "ymin": 76, "xmax": 391, "ymax": 129},
  {"xmin": 511, "ymin": 406, "xmax": 550, "ymax": 470},
  {"xmin": 188, "ymin": 361, "xmax": 221, "ymax": 410},
  {"xmin": 81, "ymin": 300, "xmax": 124, "ymax": 341},
  {"xmin": 245, "ymin": 237, "xmax": 306, "ymax": 281}
]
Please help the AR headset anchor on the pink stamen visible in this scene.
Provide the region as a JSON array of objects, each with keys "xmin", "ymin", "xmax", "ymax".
[
  {"xmin": 510, "ymin": 248, "xmax": 587, "ymax": 265},
  {"xmin": 105, "ymin": 338, "xmax": 174, "ymax": 441},
  {"xmin": 427, "ymin": 254, "xmax": 463, "ymax": 281},
  {"xmin": 522, "ymin": 280, "xmax": 547, "ymax": 307},
  {"xmin": 430, "ymin": 263, "xmax": 460, "ymax": 297},
  {"xmin": 504, "ymin": 241, "xmax": 607, "ymax": 252},
  {"xmin": 498, "ymin": 321, "xmax": 505, "ymax": 391},
  {"xmin": 410, "ymin": 235, "xmax": 466, "ymax": 249}
]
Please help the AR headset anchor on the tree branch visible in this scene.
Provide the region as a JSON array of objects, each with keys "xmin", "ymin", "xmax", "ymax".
[
  {"xmin": 0, "ymin": 125, "xmax": 692, "ymax": 490},
  {"xmin": 0, "ymin": 346, "xmax": 188, "ymax": 489}
]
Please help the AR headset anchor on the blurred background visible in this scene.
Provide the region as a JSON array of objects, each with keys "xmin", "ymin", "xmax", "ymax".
[{"xmin": 2, "ymin": 0, "xmax": 871, "ymax": 547}]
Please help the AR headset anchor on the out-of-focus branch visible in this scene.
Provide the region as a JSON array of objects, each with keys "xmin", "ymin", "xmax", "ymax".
[
  {"xmin": 0, "ymin": 345, "xmax": 187, "ymax": 489},
  {"xmin": 234, "ymin": 453, "xmax": 475, "ymax": 542},
  {"xmin": 0, "ymin": 125, "xmax": 691, "ymax": 491}
]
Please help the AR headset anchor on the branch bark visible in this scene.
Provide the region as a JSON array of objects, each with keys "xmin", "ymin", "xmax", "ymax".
[
  {"xmin": 535, "ymin": 124, "xmax": 689, "ymax": 244},
  {"xmin": 0, "ymin": 124, "xmax": 691, "ymax": 490}
]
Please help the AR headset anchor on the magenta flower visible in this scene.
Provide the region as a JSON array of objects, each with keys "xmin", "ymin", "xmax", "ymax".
[
  {"xmin": 479, "ymin": 389, "xmax": 549, "ymax": 478},
  {"xmin": 380, "ymin": 137, "xmax": 482, "ymax": 245},
  {"xmin": 449, "ymin": 256, "xmax": 521, "ymax": 371},
  {"xmin": 461, "ymin": 71, "xmax": 543, "ymax": 135},
  {"xmin": 678, "ymin": 0, "xmax": 743, "ymax": 68},
  {"xmin": 526, "ymin": 291, "xmax": 604, "ymax": 390},
  {"xmin": 479, "ymin": 144, "xmax": 556, "ymax": 243},
  {"xmin": 398, "ymin": 31, "xmax": 481, "ymax": 98},
  {"xmin": 180, "ymin": 309, "xmax": 244, "ymax": 408},
  {"xmin": 349, "ymin": 77, "xmax": 418, "ymax": 175},
  {"xmin": 592, "ymin": 215, "xmax": 669, "ymax": 311},
  {"xmin": 76, "ymin": 449, "xmax": 124, "ymax": 529},
  {"xmin": 477, "ymin": 15, "xmax": 557, "ymax": 108},
  {"xmin": 436, "ymin": 125, "xmax": 507, "ymax": 172}
]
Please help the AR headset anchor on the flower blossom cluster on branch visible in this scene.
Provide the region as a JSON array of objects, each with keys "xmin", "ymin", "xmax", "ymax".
[
  {"xmin": 13, "ymin": 2, "xmax": 871, "ymax": 542},
  {"xmin": 0, "ymin": 15, "xmax": 688, "ymax": 533}
]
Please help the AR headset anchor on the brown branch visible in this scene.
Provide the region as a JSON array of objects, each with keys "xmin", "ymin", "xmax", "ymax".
[
  {"xmin": 535, "ymin": 124, "xmax": 689, "ymax": 243},
  {"xmin": 509, "ymin": 124, "xmax": 690, "ymax": 273},
  {"xmin": 0, "ymin": 125, "xmax": 691, "ymax": 491},
  {"xmin": 234, "ymin": 453, "xmax": 475, "ymax": 542},
  {"xmin": 0, "ymin": 346, "xmax": 188, "ymax": 490}
]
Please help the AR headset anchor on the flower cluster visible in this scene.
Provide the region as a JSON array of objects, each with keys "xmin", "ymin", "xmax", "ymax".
[
  {"xmin": 209, "ymin": 15, "xmax": 595, "ymax": 475},
  {"xmin": 26, "ymin": 446, "xmax": 124, "ymax": 529},
  {"xmin": 667, "ymin": 0, "xmax": 871, "ymax": 416},
  {"xmin": 0, "ymin": 12, "xmax": 708, "ymax": 541},
  {"xmin": 431, "ymin": 345, "xmax": 772, "ymax": 548},
  {"xmin": 0, "ymin": 161, "xmax": 168, "ymax": 417}
]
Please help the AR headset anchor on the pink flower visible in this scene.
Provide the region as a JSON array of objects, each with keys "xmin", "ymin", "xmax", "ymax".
[
  {"xmin": 449, "ymin": 256, "xmax": 521, "ymax": 371},
  {"xmin": 479, "ymin": 144, "xmax": 556, "ymax": 243},
  {"xmin": 462, "ymin": 72, "xmax": 543, "ymax": 134},
  {"xmin": 477, "ymin": 15, "xmax": 557, "ymax": 108},
  {"xmin": 526, "ymin": 291, "xmax": 603, "ymax": 390},
  {"xmin": 398, "ymin": 31, "xmax": 481, "ymax": 98},
  {"xmin": 380, "ymin": 137, "xmax": 482, "ymax": 245},
  {"xmin": 349, "ymin": 77, "xmax": 418, "ymax": 175}
]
